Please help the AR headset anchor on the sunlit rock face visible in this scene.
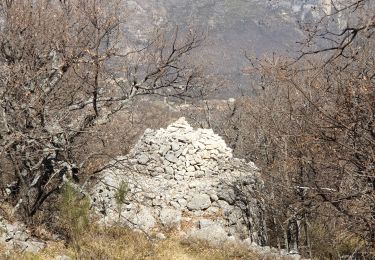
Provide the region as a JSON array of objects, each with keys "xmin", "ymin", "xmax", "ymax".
[{"xmin": 91, "ymin": 117, "xmax": 267, "ymax": 245}]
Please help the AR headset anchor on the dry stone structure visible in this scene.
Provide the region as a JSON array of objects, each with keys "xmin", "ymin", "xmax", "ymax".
[{"xmin": 91, "ymin": 117, "xmax": 267, "ymax": 245}]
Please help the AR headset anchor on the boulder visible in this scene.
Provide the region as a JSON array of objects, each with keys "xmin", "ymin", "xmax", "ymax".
[
  {"xmin": 187, "ymin": 224, "xmax": 229, "ymax": 246},
  {"xmin": 159, "ymin": 208, "xmax": 181, "ymax": 228},
  {"xmin": 187, "ymin": 194, "xmax": 211, "ymax": 210},
  {"xmin": 130, "ymin": 206, "xmax": 155, "ymax": 231}
]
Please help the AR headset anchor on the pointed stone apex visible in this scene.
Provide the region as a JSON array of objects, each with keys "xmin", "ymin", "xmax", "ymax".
[
  {"xmin": 167, "ymin": 117, "xmax": 192, "ymax": 131},
  {"xmin": 173, "ymin": 117, "xmax": 190, "ymax": 126}
]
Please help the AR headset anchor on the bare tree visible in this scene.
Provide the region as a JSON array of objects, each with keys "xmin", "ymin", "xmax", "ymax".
[
  {"xmin": 201, "ymin": 1, "xmax": 375, "ymax": 257},
  {"xmin": 0, "ymin": 0, "xmax": 203, "ymax": 220},
  {"xmin": 236, "ymin": 1, "xmax": 375, "ymax": 257}
]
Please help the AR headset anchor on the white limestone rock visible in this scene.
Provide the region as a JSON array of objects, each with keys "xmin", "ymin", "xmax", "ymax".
[
  {"xmin": 130, "ymin": 206, "xmax": 156, "ymax": 232},
  {"xmin": 187, "ymin": 194, "xmax": 211, "ymax": 210},
  {"xmin": 187, "ymin": 224, "xmax": 229, "ymax": 246},
  {"xmin": 90, "ymin": 117, "xmax": 265, "ymax": 245},
  {"xmin": 159, "ymin": 208, "xmax": 181, "ymax": 228},
  {"xmin": 0, "ymin": 218, "xmax": 46, "ymax": 253}
]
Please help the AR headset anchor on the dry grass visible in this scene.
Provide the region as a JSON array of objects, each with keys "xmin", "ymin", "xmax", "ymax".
[
  {"xmin": 0, "ymin": 225, "xmax": 261, "ymax": 260},
  {"xmin": 155, "ymin": 239, "xmax": 259, "ymax": 260}
]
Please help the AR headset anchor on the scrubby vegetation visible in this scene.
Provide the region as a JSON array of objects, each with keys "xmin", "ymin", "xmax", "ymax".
[
  {"xmin": 1, "ymin": 226, "xmax": 262, "ymax": 260},
  {"xmin": 0, "ymin": 0, "xmax": 374, "ymax": 259}
]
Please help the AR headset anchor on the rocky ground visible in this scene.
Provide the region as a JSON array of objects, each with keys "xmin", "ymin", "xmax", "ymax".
[{"xmin": 0, "ymin": 216, "xmax": 45, "ymax": 254}]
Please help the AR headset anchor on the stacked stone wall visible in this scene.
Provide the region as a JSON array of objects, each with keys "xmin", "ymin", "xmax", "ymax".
[{"xmin": 91, "ymin": 117, "xmax": 266, "ymax": 245}]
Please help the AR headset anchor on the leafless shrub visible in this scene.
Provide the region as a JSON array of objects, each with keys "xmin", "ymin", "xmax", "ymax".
[{"xmin": 0, "ymin": 0, "xmax": 203, "ymax": 222}]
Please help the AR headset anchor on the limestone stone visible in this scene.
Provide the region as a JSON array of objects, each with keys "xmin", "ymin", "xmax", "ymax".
[
  {"xmin": 217, "ymin": 200, "xmax": 232, "ymax": 214},
  {"xmin": 155, "ymin": 233, "xmax": 166, "ymax": 240},
  {"xmin": 217, "ymin": 188, "xmax": 236, "ymax": 205},
  {"xmin": 12, "ymin": 240, "xmax": 45, "ymax": 253},
  {"xmin": 165, "ymin": 152, "xmax": 178, "ymax": 163},
  {"xmin": 165, "ymin": 166, "xmax": 174, "ymax": 175},
  {"xmin": 187, "ymin": 224, "xmax": 228, "ymax": 246},
  {"xmin": 174, "ymin": 149, "xmax": 183, "ymax": 158},
  {"xmin": 164, "ymin": 174, "xmax": 172, "ymax": 180},
  {"xmin": 228, "ymin": 208, "xmax": 243, "ymax": 225},
  {"xmin": 205, "ymin": 144, "xmax": 217, "ymax": 150},
  {"xmin": 177, "ymin": 198, "xmax": 187, "ymax": 208},
  {"xmin": 150, "ymin": 171, "xmax": 160, "ymax": 177},
  {"xmin": 195, "ymin": 171, "xmax": 204, "ymax": 178},
  {"xmin": 188, "ymin": 148, "xmax": 197, "ymax": 155},
  {"xmin": 206, "ymin": 206, "xmax": 220, "ymax": 213},
  {"xmin": 187, "ymin": 194, "xmax": 211, "ymax": 210},
  {"xmin": 171, "ymin": 142, "xmax": 180, "ymax": 151},
  {"xmin": 209, "ymin": 193, "xmax": 219, "ymax": 202},
  {"xmin": 174, "ymin": 175, "xmax": 183, "ymax": 181},
  {"xmin": 159, "ymin": 145, "xmax": 170, "ymax": 155},
  {"xmin": 131, "ymin": 206, "xmax": 155, "ymax": 231},
  {"xmin": 155, "ymin": 167, "xmax": 164, "ymax": 173},
  {"xmin": 137, "ymin": 154, "xmax": 149, "ymax": 165},
  {"xmin": 160, "ymin": 208, "xmax": 181, "ymax": 228},
  {"xmin": 199, "ymin": 219, "xmax": 214, "ymax": 228}
]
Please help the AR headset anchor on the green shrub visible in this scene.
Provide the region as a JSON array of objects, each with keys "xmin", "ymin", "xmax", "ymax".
[
  {"xmin": 59, "ymin": 183, "xmax": 90, "ymax": 256},
  {"xmin": 114, "ymin": 180, "xmax": 128, "ymax": 221}
]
